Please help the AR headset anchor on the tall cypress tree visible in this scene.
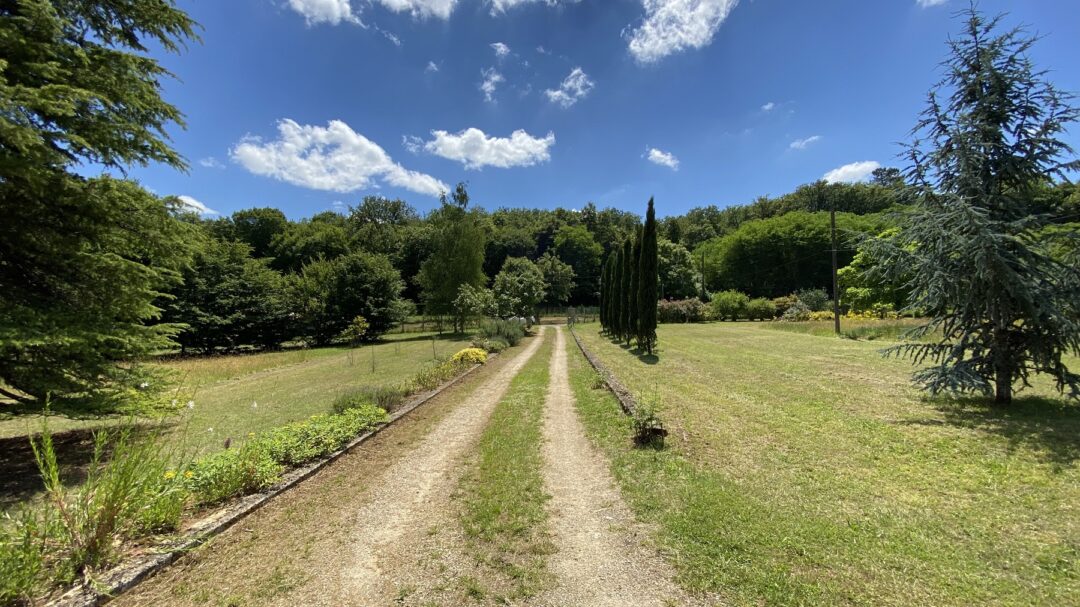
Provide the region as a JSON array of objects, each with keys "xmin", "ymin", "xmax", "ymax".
[
  {"xmin": 627, "ymin": 227, "xmax": 642, "ymax": 346},
  {"xmin": 604, "ymin": 252, "xmax": 613, "ymax": 330},
  {"xmin": 620, "ymin": 238, "xmax": 633, "ymax": 343},
  {"xmin": 638, "ymin": 198, "xmax": 659, "ymax": 354},
  {"xmin": 600, "ymin": 255, "xmax": 611, "ymax": 331},
  {"xmin": 612, "ymin": 246, "xmax": 625, "ymax": 339}
]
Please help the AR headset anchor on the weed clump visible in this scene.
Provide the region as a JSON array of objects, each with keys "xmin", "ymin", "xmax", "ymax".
[{"xmin": 479, "ymin": 319, "xmax": 525, "ymax": 347}]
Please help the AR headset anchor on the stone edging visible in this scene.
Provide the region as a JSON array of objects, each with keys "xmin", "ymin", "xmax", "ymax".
[
  {"xmin": 567, "ymin": 327, "xmax": 638, "ymax": 417},
  {"xmin": 48, "ymin": 353, "xmax": 495, "ymax": 607}
]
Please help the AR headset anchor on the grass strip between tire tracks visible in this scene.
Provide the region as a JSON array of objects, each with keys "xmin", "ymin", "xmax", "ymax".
[{"xmin": 454, "ymin": 334, "xmax": 555, "ymax": 604}]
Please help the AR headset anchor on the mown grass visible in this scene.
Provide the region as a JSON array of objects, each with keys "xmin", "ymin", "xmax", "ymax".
[
  {"xmin": 0, "ymin": 333, "xmax": 473, "ymax": 450},
  {"xmin": 763, "ymin": 317, "xmax": 925, "ymax": 340},
  {"xmin": 455, "ymin": 335, "xmax": 554, "ymax": 603},
  {"xmin": 571, "ymin": 322, "xmax": 1079, "ymax": 606}
]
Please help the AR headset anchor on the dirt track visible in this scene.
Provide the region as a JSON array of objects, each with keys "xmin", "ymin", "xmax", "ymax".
[
  {"xmin": 535, "ymin": 327, "xmax": 704, "ymax": 607},
  {"xmin": 113, "ymin": 327, "xmax": 705, "ymax": 606}
]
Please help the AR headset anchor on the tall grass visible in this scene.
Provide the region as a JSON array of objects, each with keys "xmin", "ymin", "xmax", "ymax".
[
  {"xmin": 0, "ymin": 421, "xmax": 187, "ymax": 603},
  {"xmin": 479, "ymin": 319, "xmax": 525, "ymax": 347}
]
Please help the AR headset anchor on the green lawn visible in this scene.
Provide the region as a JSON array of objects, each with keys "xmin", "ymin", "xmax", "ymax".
[
  {"xmin": 571, "ymin": 322, "xmax": 1079, "ymax": 606},
  {"xmin": 0, "ymin": 332, "xmax": 475, "ymax": 509}
]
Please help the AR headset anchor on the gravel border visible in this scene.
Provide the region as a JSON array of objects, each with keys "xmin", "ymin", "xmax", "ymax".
[
  {"xmin": 48, "ymin": 355, "xmax": 495, "ymax": 607},
  {"xmin": 567, "ymin": 327, "xmax": 638, "ymax": 417}
]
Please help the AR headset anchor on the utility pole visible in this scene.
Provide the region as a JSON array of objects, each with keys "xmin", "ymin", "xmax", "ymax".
[
  {"xmin": 699, "ymin": 250, "xmax": 706, "ymax": 301},
  {"xmin": 831, "ymin": 197, "xmax": 841, "ymax": 336}
]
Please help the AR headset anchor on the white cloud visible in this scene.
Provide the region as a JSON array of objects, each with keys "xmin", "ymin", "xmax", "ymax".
[
  {"xmin": 287, "ymin": 0, "xmax": 360, "ymax": 25},
  {"xmin": 536, "ymin": 45, "xmax": 551, "ymax": 55},
  {"xmin": 198, "ymin": 156, "xmax": 224, "ymax": 169},
  {"xmin": 491, "ymin": 42, "xmax": 511, "ymax": 58},
  {"xmin": 646, "ymin": 148, "xmax": 679, "ymax": 170},
  {"xmin": 789, "ymin": 135, "xmax": 822, "ymax": 150},
  {"xmin": 423, "ymin": 128, "xmax": 555, "ymax": 169},
  {"xmin": 402, "ymin": 135, "xmax": 424, "ymax": 154},
  {"xmin": 178, "ymin": 195, "xmax": 219, "ymax": 216},
  {"xmin": 761, "ymin": 101, "xmax": 776, "ymax": 112},
  {"xmin": 379, "ymin": 28, "xmax": 402, "ymax": 45},
  {"xmin": 480, "ymin": 67, "xmax": 504, "ymax": 102},
  {"xmin": 916, "ymin": 0, "xmax": 948, "ymax": 7},
  {"xmin": 823, "ymin": 160, "xmax": 881, "ymax": 184},
  {"xmin": 488, "ymin": 0, "xmax": 577, "ymax": 15},
  {"xmin": 626, "ymin": 0, "xmax": 740, "ymax": 64},
  {"xmin": 231, "ymin": 119, "xmax": 448, "ymax": 197},
  {"xmin": 544, "ymin": 67, "xmax": 594, "ymax": 108},
  {"xmin": 425, "ymin": 60, "xmax": 440, "ymax": 73},
  {"xmin": 374, "ymin": 0, "xmax": 458, "ymax": 19}
]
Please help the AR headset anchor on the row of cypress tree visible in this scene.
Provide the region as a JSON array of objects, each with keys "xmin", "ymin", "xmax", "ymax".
[{"xmin": 600, "ymin": 198, "xmax": 659, "ymax": 354}]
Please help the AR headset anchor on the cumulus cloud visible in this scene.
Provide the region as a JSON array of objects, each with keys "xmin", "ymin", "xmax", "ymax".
[
  {"xmin": 178, "ymin": 195, "xmax": 219, "ymax": 216},
  {"xmin": 491, "ymin": 42, "xmax": 511, "ymax": 58},
  {"xmin": 231, "ymin": 119, "xmax": 448, "ymax": 197},
  {"xmin": 761, "ymin": 101, "xmax": 776, "ymax": 112},
  {"xmin": 425, "ymin": 60, "xmax": 440, "ymax": 73},
  {"xmin": 627, "ymin": 0, "xmax": 740, "ymax": 64},
  {"xmin": 287, "ymin": 0, "xmax": 361, "ymax": 25},
  {"xmin": 789, "ymin": 135, "xmax": 822, "ymax": 150},
  {"xmin": 374, "ymin": 0, "xmax": 458, "ymax": 19},
  {"xmin": 646, "ymin": 148, "xmax": 679, "ymax": 170},
  {"xmin": 422, "ymin": 128, "xmax": 555, "ymax": 169},
  {"xmin": 916, "ymin": 0, "xmax": 947, "ymax": 7},
  {"xmin": 480, "ymin": 67, "xmax": 504, "ymax": 102},
  {"xmin": 544, "ymin": 67, "xmax": 594, "ymax": 108},
  {"xmin": 488, "ymin": 0, "xmax": 577, "ymax": 15},
  {"xmin": 198, "ymin": 156, "xmax": 225, "ymax": 169},
  {"xmin": 823, "ymin": 160, "xmax": 881, "ymax": 184}
]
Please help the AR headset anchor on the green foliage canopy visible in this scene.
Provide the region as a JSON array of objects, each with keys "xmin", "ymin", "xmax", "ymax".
[
  {"xmin": 867, "ymin": 8, "xmax": 1080, "ymax": 404},
  {"xmin": 0, "ymin": 0, "xmax": 199, "ymax": 402}
]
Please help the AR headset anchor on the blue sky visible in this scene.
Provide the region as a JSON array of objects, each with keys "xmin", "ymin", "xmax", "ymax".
[{"xmin": 128, "ymin": 0, "xmax": 1080, "ymax": 220}]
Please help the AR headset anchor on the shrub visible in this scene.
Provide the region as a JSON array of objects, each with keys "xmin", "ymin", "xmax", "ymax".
[
  {"xmin": 369, "ymin": 385, "xmax": 408, "ymax": 413},
  {"xmin": 451, "ymin": 347, "xmax": 488, "ymax": 365},
  {"xmin": 186, "ymin": 442, "xmax": 282, "ymax": 506},
  {"xmin": 332, "ymin": 386, "xmax": 407, "ymax": 414},
  {"xmin": 709, "ymin": 290, "xmax": 750, "ymax": 321},
  {"xmin": 780, "ymin": 300, "xmax": 812, "ymax": 321},
  {"xmin": 809, "ymin": 310, "xmax": 835, "ymax": 321},
  {"xmin": 479, "ymin": 318, "xmax": 525, "ymax": 346},
  {"xmin": 772, "ymin": 294, "xmax": 800, "ymax": 316},
  {"xmin": 657, "ymin": 298, "xmax": 708, "ymax": 323},
  {"xmin": 631, "ymin": 400, "xmax": 666, "ymax": 448},
  {"xmin": 332, "ymin": 389, "xmax": 373, "ymax": 414},
  {"xmin": 339, "ymin": 315, "xmax": 370, "ymax": 345},
  {"xmin": 471, "ymin": 337, "xmax": 510, "ymax": 353},
  {"xmin": 257, "ymin": 406, "xmax": 386, "ymax": 467},
  {"xmin": 745, "ymin": 298, "xmax": 777, "ymax": 321},
  {"xmin": 795, "ymin": 288, "xmax": 831, "ymax": 312},
  {"xmin": 413, "ymin": 358, "xmax": 471, "ymax": 392}
]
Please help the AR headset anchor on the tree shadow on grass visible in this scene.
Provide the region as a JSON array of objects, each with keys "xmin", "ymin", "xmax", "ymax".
[
  {"xmin": 0, "ymin": 423, "xmax": 165, "ymax": 511},
  {"xmin": 629, "ymin": 347, "xmax": 660, "ymax": 365},
  {"xmin": 905, "ymin": 395, "xmax": 1080, "ymax": 467},
  {"xmin": 384, "ymin": 332, "xmax": 473, "ymax": 345}
]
